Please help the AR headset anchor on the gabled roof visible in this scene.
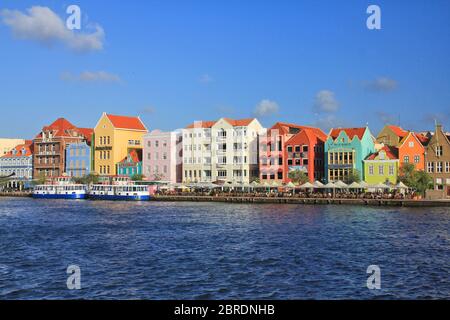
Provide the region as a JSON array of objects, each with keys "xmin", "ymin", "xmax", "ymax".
[
  {"xmin": 366, "ymin": 145, "xmax": 398, "ymax": 161},
  {"xmin": 106, "ymin": 114, "xmax": 148, "ymax": 131},
  {"xmin": 285, "ymin": 127, "xmax": 327, "ymax": 145},
  {"xmin": 267, "ymin": 122, "xmax": 327, "ymax": 139},
  {"xmin": 398, "ymin": 131, "xmax": 427, "ymax": 149},
  {"xmin": 329, "ymin": 127, "xmax": 367, "ymax": 140},
  {"xmin": 185, "ymin": 118, "xmax": 256, "ymax": 129},
  {"xmin": 387, "ymin": 125, "xmax": 408, "ymax": 138},
  {"xmin": 1, "ymin": 141, "xmax": 33, "ymax": 158},
  {"xmin": 118, "ymin": 149, "xmax": 141, "ymax": 164}
]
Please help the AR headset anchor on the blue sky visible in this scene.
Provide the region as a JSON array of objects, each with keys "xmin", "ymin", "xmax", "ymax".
[{"xmin": 1, "ymin": 0, "xmax": 449, "ymax": 138}]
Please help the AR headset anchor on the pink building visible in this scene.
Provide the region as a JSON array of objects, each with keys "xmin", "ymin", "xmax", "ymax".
[{"xmin": 143, "ymin": 130, "xmax": 183, "ymax": 183}]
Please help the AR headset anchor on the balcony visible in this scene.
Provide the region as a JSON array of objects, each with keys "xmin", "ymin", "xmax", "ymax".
[{"xmin": 128, "ymin": 140, "xmax": 141, "ymax": 146}]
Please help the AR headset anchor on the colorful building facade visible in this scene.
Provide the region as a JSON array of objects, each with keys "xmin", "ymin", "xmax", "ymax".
[
  {"xmin": 182, "ymin": 118, "xmax": 264, "ymax": 184},
  {"xmin": 363, "ymin": 146, "xmax": 399, "ymax": 185},
  {"xmin": 325, "ymin": 127, "xmax": 375, "ymax": 183},
  {"xmin": 93, "ymin": 113, "xmax": 148, "ymax": 176},
  {"xmin": 424, "ymin": 124, "xmax": 450, "ymax": 198},
  {"xmin": 376, "ymin": 125, "xmax": 428, "ymax": 170},
  {"xmin": 259, "ymin": 123, "xmax": 326, "ymax": 184},
  {"xmin": 0, "ymin": 141, "xmax": 33, "ymax": 189},
  {"xmin": 117, "ymin": 149, "xmax": 142, "ymax": 177},
  {"xmin": 33, "ymin": 118, "xmax": 92, "ymax": 178},
  {"xmin": 143, "ymin": 129, "xmax": 183, "ymax": 183},
  {"xmin": 0, "ymin": 138, "xmax": 26, "ymax": 156},
  {"xmin": 65, "ymin": 141, "xmax": 92, "ymax": 177}
]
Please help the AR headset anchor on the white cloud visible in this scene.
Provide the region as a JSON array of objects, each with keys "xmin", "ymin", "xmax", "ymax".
[
  {"xmin": 254, "ymin": 99, "xmax": 279, "ymax": 117},
  {"xmin": 365, "ymin": 77, "xmax": 398, "ymax": 92},
  {"xmin": 0, "ymin": 6, "xmax": 104, "ymax": 53},
  {"xmin": 61, "ymin": 71, "xmax": 121, "ymax": 83},
  {"xmin": 313, "ymin": 114, "xmax": 348, "ymax": 131},
  {"xmin": 314, "ymin": 90, "xmax": 339, "ymax": 113},
  {"xmin": 199, "ymin": 74, "xmax": 213, "ymax": 84}
]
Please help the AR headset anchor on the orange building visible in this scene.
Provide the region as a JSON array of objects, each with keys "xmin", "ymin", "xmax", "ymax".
[
  {"xmin": 259, "ymin": 122, "xmax": 326, "ymax": 183},
  {"xmin": 376, "ymin": 125, "xmax": 429, "ymax": 170}
]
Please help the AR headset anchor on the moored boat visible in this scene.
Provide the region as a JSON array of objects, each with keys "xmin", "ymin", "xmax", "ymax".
[
  {"xmin": 88, "ymin": 184, "xmax": 150, "ymax": 201},
  {"xmin": 32, "ymin": 184, "xmax": 88, "ymax": 199},
  {"xmin": 32, "ymin": 176, "xmax": 87, "ymax": 199}
]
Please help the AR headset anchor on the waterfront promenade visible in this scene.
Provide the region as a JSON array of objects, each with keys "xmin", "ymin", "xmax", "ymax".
[
  {"xmin": 1, "ymin": 191, "xmax": 449, "ymax": 207},
  {"xmin": 152, "ymin": 195, "xmax": 450, "ymax": 207}
]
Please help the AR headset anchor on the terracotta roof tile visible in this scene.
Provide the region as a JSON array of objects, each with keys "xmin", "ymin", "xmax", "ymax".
[
  {"xmin": 106, "ymin": 114, "xmax": 147, "ymax": 131},
  {"xmin": 1, "ymin": 142, "xmax": 33, "ymax": 158},
  {"xmin": 388, "ymin": 125, "xmax": 408, "ymax": 138},
  {"xmin": 330, "ymin": 127, "xmax": 367, "ymax": 140},
  {"xmin": 366, "ymin": 145, "xmax": 398, "ymax": 160}
]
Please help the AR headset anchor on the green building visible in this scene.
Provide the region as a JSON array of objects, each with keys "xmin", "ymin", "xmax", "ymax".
[
  {"xmin": 363, "ymin": 146, "xmax": 399, "ymax": 185},
  {"xmin": 117, "ymin": 149, "xmax": 142, "ymax": 177}
]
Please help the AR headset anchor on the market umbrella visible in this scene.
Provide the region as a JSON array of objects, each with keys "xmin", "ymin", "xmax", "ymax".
[
  {"xmin": 335, "ymin": 180, "xmax": 349, "ymax": 188},
  {"xmin": 348, "ymin": 181, "xmax": 362, "ymax": 189},
  {"xmin": 299, "ymin": 182, "xmax": 314, "ymax": 188},
  {"xmin": 313, "ymin": 181, "xmax": 324, "ymax": 188}
]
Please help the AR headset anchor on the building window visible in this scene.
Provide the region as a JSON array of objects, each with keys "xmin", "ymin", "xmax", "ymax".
[
  {"xmin": 436, "ymin": 162, "xmax": 443, "ymax": 173},
  {"xmin": 378, "ymin": 165, "xmax": 384, "ymax": 175},
  {"xmin": 369, "ymin": 165, "xmax": 374, "ymax": 175},
  {"xmin": 409, "ymin": 141, "xmax": 414, "ymax": 148},
  {"xmin": 414, "ymin": 155, "xmax": 420, "ymax": 163},
  {"xmin": 389, "ymin": 165, "xmax": 394, "ymax": 176},
  {"xmin": 445, "ymin": 162, "xmax": 450, "ymax": 173},
  {"xmin": 427, "ymin": 162, "xmax": 434, "ymax": 173},
  {"xmin": 436, "ymin": 146, "xmax": 443, "ymax": 157},
  {"xmin": 404, "ymin": 156, "xmax": 409, "ymax": 163}
]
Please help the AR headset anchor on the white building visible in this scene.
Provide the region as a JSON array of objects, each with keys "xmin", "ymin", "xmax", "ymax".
[{"xmin": 182, "ymin": 118, "xmax": 264, "ymax": 184}]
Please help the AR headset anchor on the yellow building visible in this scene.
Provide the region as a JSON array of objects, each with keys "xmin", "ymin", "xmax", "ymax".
[
  {"xmin": 0, "ymin": 138, "xmax": 26, "ymax": 156},
  {"xmin": 93, "ymin": 113, "xmax": 148, "ymax": 176}
]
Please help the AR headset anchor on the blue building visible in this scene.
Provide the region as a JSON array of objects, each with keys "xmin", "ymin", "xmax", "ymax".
[
  {"xmin": 65, "ymin": 142, "xmax": 91, "ymax": 177},
  {"xmin": 324, "ymin": 127, "xmax": 375, "ymax": 183}
]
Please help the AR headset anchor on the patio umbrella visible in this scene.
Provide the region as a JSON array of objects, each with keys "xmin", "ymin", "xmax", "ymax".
[
  {"xmin": 373, "ymin": 183, "xmax": 390, "ymax": 189},
  {"xmin": 313, "ymin": 181, "xmax": 324, "ymax": 188},
  {"xmin": 323, "ymin": 182, "xmax": 337, "ymax": 188},
  {"xmin": 395, "ymin": 181, "xmax": 408, "ymax": 189},
  {"xmin": 286, "ymin": 182, "xmax": 296, "ymax": 188},
  {"xmin": 348, "ymin": 181, "xmax": 362, "ymax": 189},
  {"xmin": 299, "ymin": 182, "xmax": 314, "ymax": 188},
  {"xmin": 335, "ymin": 180, "xmax": 349, "ymax": 188},
  {"xmin": 359, "ymin": 181, "xmax": 369, "ymax": 188}
]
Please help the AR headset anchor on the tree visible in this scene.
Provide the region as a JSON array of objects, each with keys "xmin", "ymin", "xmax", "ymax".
[
  {"xmin": 399, "ymin": 163, "xmax": 415, "ymax": 186},
  {"xmin": 346, "ymin": 169, "xmax": 361, "ymax": 184},
  {"xmin": 73, "ymin": 173, "xmax": 99, "ymax": 185},
  {"xmin": 131, "ymin": 174, "xmax": 144, "ymax": 181},
  {"xmin": 288, "ymin": 170, "xmax": 309, "ymax": 185},
  {"xmin": 32, "ymin": 173, "xmax": 46, "ymax": 186},
  {"xmin": 399, "ymin": 163, "xmax": 433, "ymax": 196},
  {"xmin": 413, "ymin": 170, "xmax": 433, "ymax": 196}
]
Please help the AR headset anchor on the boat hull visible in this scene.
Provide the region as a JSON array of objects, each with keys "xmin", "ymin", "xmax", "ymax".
[
  {"xmin": 88, "ymin": 194, "xmax": 150, "ymax": 201},
  {"xmin": 32, "ymin": 193, "xmax": 87, "ymax": 200}
]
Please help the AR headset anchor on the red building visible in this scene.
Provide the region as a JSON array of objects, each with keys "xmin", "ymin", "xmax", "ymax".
[{"xmin": 259, "ymin": 122, "xmax": 327, "ymax": 184}]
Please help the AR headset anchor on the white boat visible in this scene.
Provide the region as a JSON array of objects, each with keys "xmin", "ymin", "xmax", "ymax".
[
  {"xmin": 88, "ymin": 185, "xmax": 150, "ymax": 201},
  {"xmin": 33, "ymin": 184, "xmax": 88, "ymax": 199},
  {"xmin": 88, "ymin": 176, "xmax": 150, "ymax": 201}
]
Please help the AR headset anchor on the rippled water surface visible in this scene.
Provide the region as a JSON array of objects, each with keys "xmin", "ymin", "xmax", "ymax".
[{"xmin": 0, "ymin": 197, "xmax": 449, "ymax": 299}]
